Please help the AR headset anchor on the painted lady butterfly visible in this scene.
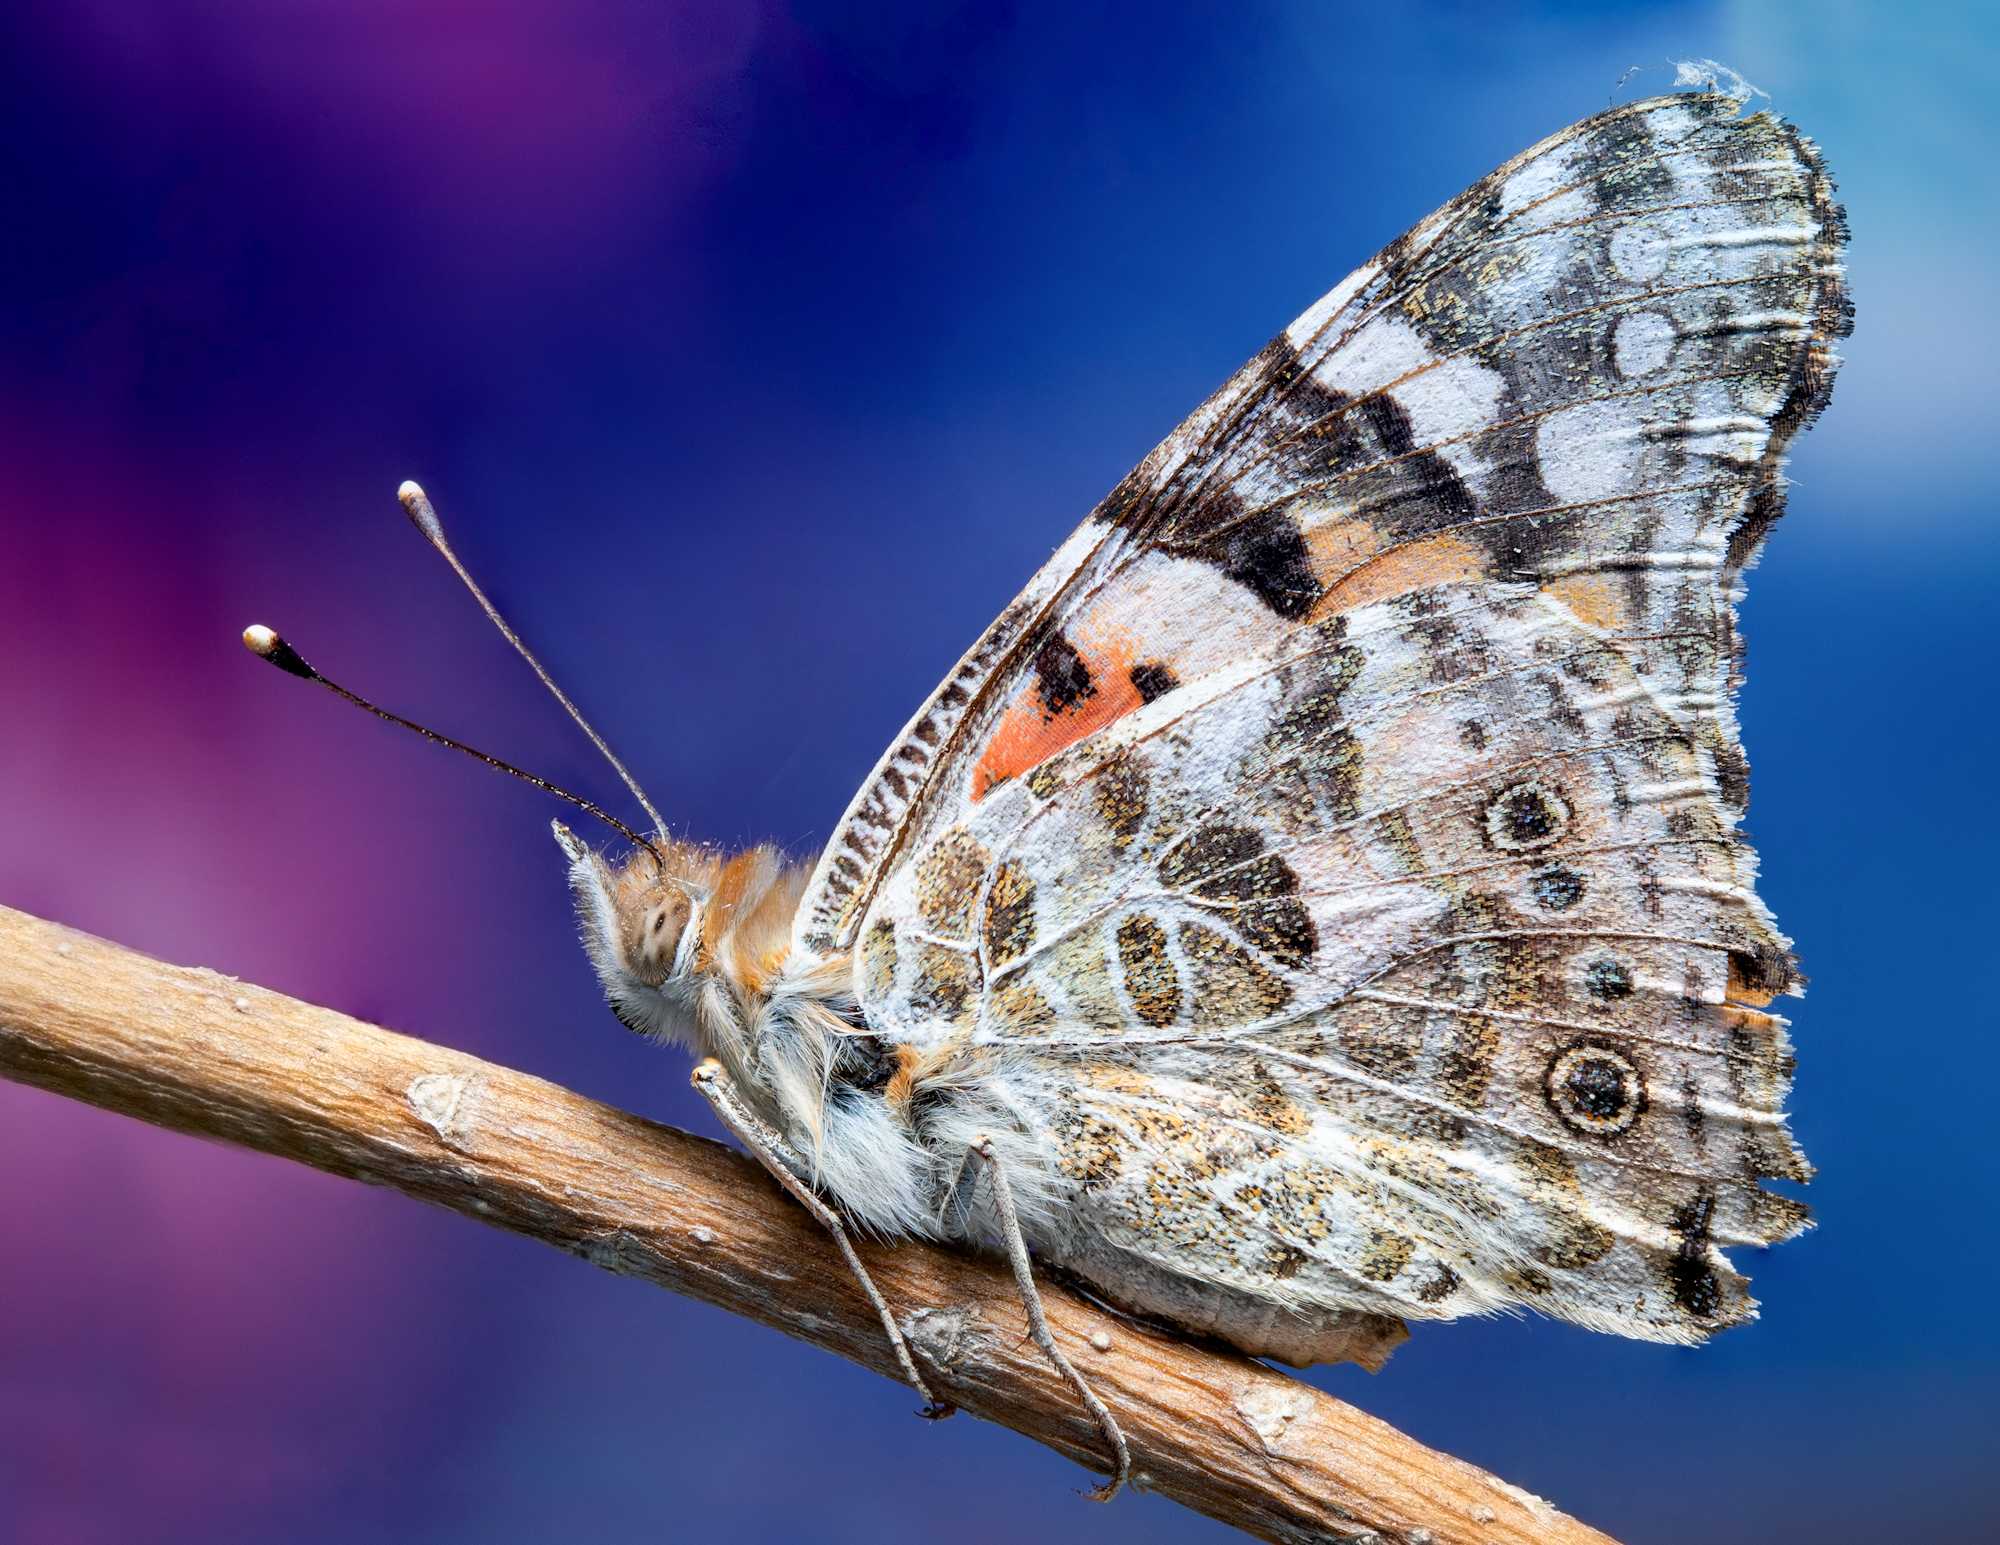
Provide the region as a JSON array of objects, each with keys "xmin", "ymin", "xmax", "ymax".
[{"xmin": 254, "ymin": 72, "xmax": 1849, "ymax": 1498}]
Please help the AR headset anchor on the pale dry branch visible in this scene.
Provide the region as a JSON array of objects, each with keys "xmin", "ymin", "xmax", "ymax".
[{"xmin": 0, "ymin": 904, "xmax": 1619, "ymax": 1545}]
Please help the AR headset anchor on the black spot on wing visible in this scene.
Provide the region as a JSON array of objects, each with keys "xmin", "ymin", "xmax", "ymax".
[
  {"xmin": 1712, "ymin": 736, "xmax": 1751, "ymax": 812},
  {"xmin": 1180, "ymin": 498, "xmax": 1321, "ymax": 620},
  {"xmin": 1575, "ymin": 106, "xmax": 1677, "ymax": 207},
  {"xmin": 1730, "ymin": 941, "xmax": 1799, "ymax": 999},
  {"xmin": 1530, "ymin": 867, "xmax": 1585, "ymax": 912},
  {"xmin": 1666, "ymin": 1191, "xmax": 1723, "ymax": 1319},
  {"xmin": 1584, "ymin": 957, "xmax": 1635, "ymax": 1001},
  {"xmin": 1484, "ymin": 781, "xmax": 1571, "ymax": 851},
  {"xmin": 1032, "ymin": 633, "xmax": 1096, "ymax": 717},
  {"xmin": 1360, "ymin": 392, "xmax": 1418, "ymax": 458},
  {"xmin": 1359, "ymin": 395, "xmax": 1480, "ymax": 532},
  {"xmin": 1544, "ymin": 1041, "xmax": 1646, "ymax": 1138},
  {"xmin": 1129, "ymin": 661, "xmax": 1180, "ymax": 703}
]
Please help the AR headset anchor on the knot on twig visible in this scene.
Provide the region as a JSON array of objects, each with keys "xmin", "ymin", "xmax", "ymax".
[
  {"xmin": 901, "ymin": 1304, "xmax": 975, "ymax": 1370},
  {"xmin": 1233, "ymin": 1381, "xmax": 1317, "ymax": 1457},
  {"xmin": 407, "ymin": 1071, "xmax": 482, "ymax": 1151}
]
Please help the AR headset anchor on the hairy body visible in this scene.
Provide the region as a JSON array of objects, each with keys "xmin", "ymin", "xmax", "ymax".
[{"xmin": 560, "ymin": 830, "xmax": 1402, "ymax": 1369}]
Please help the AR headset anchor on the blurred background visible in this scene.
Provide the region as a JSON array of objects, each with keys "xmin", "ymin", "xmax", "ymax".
[{"xmin": 2, "ymin": 2, "xmax": 1995, "ymax": 1541}]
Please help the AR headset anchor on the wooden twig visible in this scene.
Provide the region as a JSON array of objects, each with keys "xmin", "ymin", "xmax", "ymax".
[{"xmin": 0, "ymin": 903, "xmax": 1618, "ymax": 1545}]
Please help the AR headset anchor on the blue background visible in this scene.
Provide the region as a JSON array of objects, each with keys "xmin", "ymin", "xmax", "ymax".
[{"xmin": 3, "ymin": 3, "xmax": 1996, "ymax": 1541}]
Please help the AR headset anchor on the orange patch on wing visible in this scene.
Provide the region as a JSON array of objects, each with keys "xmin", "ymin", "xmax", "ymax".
[
  {"xmin": 972, "ymin": 634, "xmax": 1145, "ymax": 800},
  {"xmin": 1544, "ymin": 573, "xmax": 1629, "ymax": 631},
  {"xmin": 1725, "ymin": 959, "xmax": 1782, "ymax": 1008},
  {"xmin": 1304, "ymin": 514, "xmax": 1387, "ymax": 575},
  {"xmin": 1308, "ymin": 531, "xmax": 1488, "ymax": 620}
]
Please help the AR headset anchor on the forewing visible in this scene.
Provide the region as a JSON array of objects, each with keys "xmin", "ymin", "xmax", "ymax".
[
  {"xmin": 798, "ymin": 86, "xmax": 1847, "ymax": 956},
  {"xmin": 860, "ymin": 586, "xmax": 1810, "ymax": 1341}
]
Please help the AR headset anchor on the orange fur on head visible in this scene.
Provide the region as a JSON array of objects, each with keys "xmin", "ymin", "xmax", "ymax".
[{"xmin": 603, "ymin": 838, "xmax": 812, "ymax": 1000}]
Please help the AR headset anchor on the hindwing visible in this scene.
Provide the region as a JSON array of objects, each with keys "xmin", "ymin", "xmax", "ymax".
[{"xmin": 854, "ymin": 586, "xmax": 1808, "ymax": 1340}]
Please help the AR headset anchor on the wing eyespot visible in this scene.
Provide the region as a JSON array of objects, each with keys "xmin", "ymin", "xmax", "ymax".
[
  {"xmin": 1484, "ymin": 781, "xmax": 1572, "ymax": 851},
  {"xmin": 1545, "ymin": 1041, "xmax": 1647, "ymax": 1137}
]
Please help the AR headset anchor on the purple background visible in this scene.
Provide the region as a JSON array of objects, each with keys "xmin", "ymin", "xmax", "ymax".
[{"xmin": 4, "ymin": 3, "xmax": 1997, "ymax": 1542}]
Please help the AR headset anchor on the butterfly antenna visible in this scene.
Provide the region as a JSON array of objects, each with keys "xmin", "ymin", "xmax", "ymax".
[
  {"xmin": 241, "ymin": 623, "xmax": 667, "ymax": 863},
  {"xmin": 396, "ymin": 479, "xmax": 670, "ymax": 839}
]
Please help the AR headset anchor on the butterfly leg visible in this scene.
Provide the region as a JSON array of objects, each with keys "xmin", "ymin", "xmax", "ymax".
[
  {"xmin": 969, "ymin": 1135, "xmax": 1131, "ymax": 1501},
  {"xmin": 691, "ymin": 1059, "xmax": 954, "ymax": 1419}
]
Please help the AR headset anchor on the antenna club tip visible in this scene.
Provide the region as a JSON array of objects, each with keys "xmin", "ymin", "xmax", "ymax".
[
  {"xmin": 240, "ymin": 623, "xmax": 317, "ymax": 681},
  {"xmin": 397, "ymin": 479, "xmax": 444, "ymax": 541}
]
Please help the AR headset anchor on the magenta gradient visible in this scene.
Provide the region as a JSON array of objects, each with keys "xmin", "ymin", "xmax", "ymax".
[{"xmin": 6, "ymin": 4, "xmax": 2000, "ymax": 1543}]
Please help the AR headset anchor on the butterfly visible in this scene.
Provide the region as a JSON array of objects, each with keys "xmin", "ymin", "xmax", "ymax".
[{"xmin": 251, "ymin": 72, "xmax": 1847, "ymax": 1501}]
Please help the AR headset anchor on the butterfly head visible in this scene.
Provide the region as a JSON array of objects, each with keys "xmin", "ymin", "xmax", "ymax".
[
  {"xmin": 554, "ymin": 821, "xmax": 809, "ymax": 1054},
  {"xmin": 555, "ymin": 820, "xmax": 710, "ymax": 1032}
]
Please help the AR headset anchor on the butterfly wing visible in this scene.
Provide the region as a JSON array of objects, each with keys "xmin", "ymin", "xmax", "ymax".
[
  {"xmin": 854, "ymin": 586, "xmax": 1808, "ymax": 1343},
  {"xmin": 798, "ymin": 87, "xmax": 1847, "ymax": 958},
  {"xmin": 806, "ymin": 88, "xmax": 1844, "ymax": 1348}
]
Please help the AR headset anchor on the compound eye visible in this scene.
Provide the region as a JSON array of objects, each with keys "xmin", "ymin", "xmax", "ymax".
[{"xmin": 630, "ymin": 893, "xmax": 693, "ymax": 984}]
